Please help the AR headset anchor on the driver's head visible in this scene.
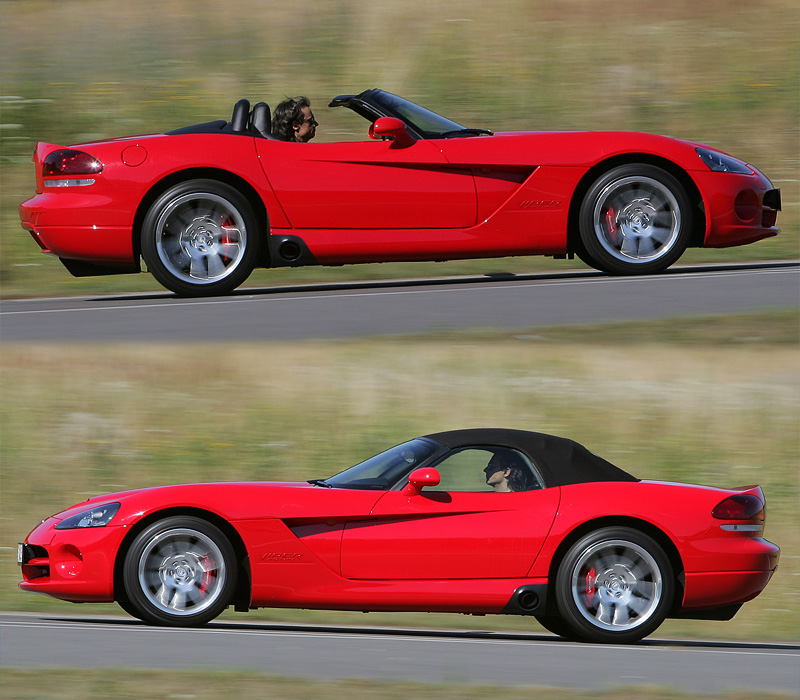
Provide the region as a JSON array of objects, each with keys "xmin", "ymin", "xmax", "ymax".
[
  {"xmin": 484, "ymin": 450, "xmax": 530, "ymax": 492},
  {"xmin": 272, "ymin": 96, "xmax": 317, "ymax": 142}
]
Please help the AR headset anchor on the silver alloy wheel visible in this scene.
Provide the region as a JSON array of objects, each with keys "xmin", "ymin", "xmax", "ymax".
[
  {"xmin": 592, "ymin": 176, "xmax": 681, "ymax": 264},
  {"xmin": 154, "ymin": 192, "xmax": 247, "ymax": 285},
  {"xmin": 570, "ymin": 538, "xmax": 663, "ymax": 632},
  {"xmin": 137, "ymin": 527, "xmax": 227, "ymax": 617}
]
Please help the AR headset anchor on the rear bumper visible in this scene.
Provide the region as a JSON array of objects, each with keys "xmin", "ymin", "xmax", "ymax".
[
  {"xmin": 681, "ymin": 538, "xmax": 780, "ymax": 610},
  {"xmin": 20, "ymin": 193, "xmax": 135, "ymax": 263}
]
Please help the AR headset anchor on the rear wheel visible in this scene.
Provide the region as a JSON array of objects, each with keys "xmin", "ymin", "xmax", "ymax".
[
  {"xmin": 578, "ymin": 164, "xmax": 692, "ymax": 275},
  {"xmin": 534, "ymin": 614, "xmax": 578, "ymax": 640},
  {"xmin": 141, "ymin": 179, "xmax": 260, "ymax": 296},
  {"xmin": 122, "ymin": 516, "xmax": 237, "ymax": 626},
  {"xmin": 116, "ymin": 596, "xmax": 143, "ymax": 620},
  {"xmin": 555, "ymin": 527, "xmax": 674, "ymax": 643}
]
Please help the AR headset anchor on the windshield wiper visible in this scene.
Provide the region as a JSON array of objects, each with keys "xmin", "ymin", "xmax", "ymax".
[
  {"xmin": 440, "ymin": 128, "xmax": 493, "ymax": 137},
  {"xmin": 307, "ymin": 479, "xmax": 332, "ymax": 488}
]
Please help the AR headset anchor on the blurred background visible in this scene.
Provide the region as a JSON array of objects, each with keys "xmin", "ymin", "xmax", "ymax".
[{"xmin": 0, "ymin": 0, "xmax": 798, "ymax": 647}]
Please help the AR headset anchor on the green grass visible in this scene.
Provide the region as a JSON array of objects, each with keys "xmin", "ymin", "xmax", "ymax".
[
  {"xmin": 3, "ymin": 669, "xmax": 796, "ymax": 700},
  {"xmin": 1, "ymin": 0, "xmax": 798, "ymax": 298},
  {"xmin": 2, "ymin": 313, "xmax": 798, "ymax": 640}
]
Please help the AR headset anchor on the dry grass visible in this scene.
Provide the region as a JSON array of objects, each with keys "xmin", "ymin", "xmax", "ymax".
[{"xmin": 4, "ymin": 668, "xmax": 796, "ymax": 700}]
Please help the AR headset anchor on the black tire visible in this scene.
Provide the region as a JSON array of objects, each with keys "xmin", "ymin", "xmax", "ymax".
[
  {"xmin": 534, "ymin": 614, "xmax": 579, "ymax": 640},
  {"xmin": 554, "ymin": 527, "xmax": 674, "ymax": 643},
  {"xmin": 122, "ymin": 516, "xmax": 237, "ymax": 627},
  {"xmin": 578, "ymin": 164, "xmax": 692, "ymax": 275},
  {"xmin": 141, "ymin": 179, "xmax": 260, "ymax": 296},
  {"xmin": 116, "ymin": 596, "xmax": 144, "ymax": 621}
]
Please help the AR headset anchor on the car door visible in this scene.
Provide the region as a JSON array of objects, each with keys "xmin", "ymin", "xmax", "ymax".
[
  {"xmin": 255, "ymin": 139, "xmax": 476, "ymax": 230},
  {"xmin": 340, "ymin": 447, "xmax": 560, "ymax": 580}
]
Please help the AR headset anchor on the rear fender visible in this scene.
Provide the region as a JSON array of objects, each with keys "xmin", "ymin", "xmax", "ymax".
[
  {"xmin": 539, "ymin": 515, "xmax": 685, "ymax": 616},
  {"xmin": 131, "ymin": 167, "xmax": 272, "ymax": 267}
]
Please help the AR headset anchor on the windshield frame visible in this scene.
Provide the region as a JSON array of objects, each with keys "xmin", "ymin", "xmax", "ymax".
[
  {"xmin": 369, "ymin": 90, "xmax": 466, "ymax": 138},
  {"xmin": 330, "ymin": 89, "xmax": 477, "ymax": 139},
  {"xmin": 320, "ymin": 437, "xmax": 443, "ymax": 490}
]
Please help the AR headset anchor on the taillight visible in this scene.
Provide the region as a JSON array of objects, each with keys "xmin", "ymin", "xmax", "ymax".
[
  {"xmin": 42, "ymin": 149, "xmax": 103, "ymax": 176},
  {"xmin": 713, "ymin": 493, "xmax": 764, "ymax": 523},
  {"xmin": 712, "ymin": 493, "xmax": 765, "ymax": 534}
]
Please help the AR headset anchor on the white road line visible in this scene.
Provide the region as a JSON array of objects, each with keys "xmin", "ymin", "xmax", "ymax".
[
  {"xmin": 1, "ymin": 268, "xmax": 797, "ymax": 317},
  {"xmin": 1, "ymin": 620, "xmax": 796, "ymax": 657}
]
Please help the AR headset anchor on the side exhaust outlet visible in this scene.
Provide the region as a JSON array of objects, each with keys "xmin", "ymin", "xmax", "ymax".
[
  {"xmin": 267, "ymin": 234, "xmax": 319, "ymax": 268},
  {"xmin": 501, "ymin": 584, "xmax": 548, "ymax": 616},
  {"xmin": 518, "ymin": 589, "xmax": 540, "ymax": 611},
  {"xmin": 278, "ymin": 240, "xmax": 302, "ymax": 262}
]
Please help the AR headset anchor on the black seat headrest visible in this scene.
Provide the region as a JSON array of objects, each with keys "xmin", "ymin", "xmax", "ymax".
[
  {"xmin": 250, "ymin": 102, "xmax": 271, "ymax": 138},
  {"xmin": 230, "ymin": 99, "xmax": 250, "ymax": 133}
]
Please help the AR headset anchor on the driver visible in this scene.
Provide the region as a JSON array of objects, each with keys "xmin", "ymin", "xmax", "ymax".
[
  {"xmin": 271, "ymin": 97, "xmax": 318, "ymax": 142},
  {"xmin": 484, "ymin": 451, "xmax": 533, "ymax": 492}
]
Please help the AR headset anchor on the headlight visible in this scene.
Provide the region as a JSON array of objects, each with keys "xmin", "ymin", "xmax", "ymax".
[
  {"xmin": 54, "ymin": 503, "xmax": 121, "ymax": 530},
  {"xmin": 696, "ymin": 147, "xmax": 752, "ymax": 174}
]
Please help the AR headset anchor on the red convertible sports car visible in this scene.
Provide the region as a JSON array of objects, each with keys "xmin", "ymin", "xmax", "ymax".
[
  {"xmin": 20, "ymin": 90, "xmax": 781, "ymax": 296},
  {"xmin": 18, "ymin": 429, "xmax": 779, "ymax": 643}
]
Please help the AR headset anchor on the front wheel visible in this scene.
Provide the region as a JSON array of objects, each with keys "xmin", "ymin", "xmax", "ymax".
[
  {"xmin": 141, "ymin": 179, "xmax": 260, "ymax": 296},
  {"xmin": 578, "ymin": 164, "xmax": 693, "ymax": 275},
  {"xmin": 555, "ymin": 527, "xmax": 674, "ymax": 643},
  {"xmin": 122, "ymin": 516, "xmax": 237, "ymax": 626}
]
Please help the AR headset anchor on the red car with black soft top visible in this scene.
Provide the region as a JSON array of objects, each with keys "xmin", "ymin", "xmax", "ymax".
[
  {"xmin": 19, "ymin": 90, "xmax": 781, "ymax": 296},
  {"xmin": 18, "ymin": 429, "xmax": 779, "ymax": 643}
]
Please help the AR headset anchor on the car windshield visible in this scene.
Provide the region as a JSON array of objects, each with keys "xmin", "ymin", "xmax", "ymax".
[
  {"xmin": 322, "ymin": 438, "xmax": 440, "ymax": 490},
  {"xmin": 371, "ymin": 90, "xmax": 466, "ymax": 137}
]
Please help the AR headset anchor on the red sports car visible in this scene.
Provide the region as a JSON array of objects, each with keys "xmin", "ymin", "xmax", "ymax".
[
  {"xmin": 19, "ymin": 90, "xmax": 781, "ymax": 296},
  {"xmin": 18, "ymin": 429, "xmax": 779, "ymax": 643}
]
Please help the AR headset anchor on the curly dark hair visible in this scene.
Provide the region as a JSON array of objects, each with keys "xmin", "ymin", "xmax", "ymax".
[
  {"xmin": 493, "ymin": 450, "xmax": 535, "ymax": 492},
  {"xmin": 271, "ymin": 96, "xmax": 311, "ymax": 141}
]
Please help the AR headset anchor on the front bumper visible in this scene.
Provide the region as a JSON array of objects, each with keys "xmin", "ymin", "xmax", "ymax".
[
  {"xmin": 693, "ymin": 169, "xmax": 781, "ymax": 248},
  {"xmin": 18, "ymin": 518, "xmax": 127, "ymax": 603}
]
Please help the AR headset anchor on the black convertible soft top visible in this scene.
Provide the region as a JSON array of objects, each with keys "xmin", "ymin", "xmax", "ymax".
[{"xmin": 423, "ymin": 428, "xmax": 638, "ymax": 487}]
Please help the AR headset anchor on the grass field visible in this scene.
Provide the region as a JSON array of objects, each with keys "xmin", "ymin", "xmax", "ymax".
[
  {"xmin": 2, "ymin": 313, "xmax": 797, "ymax": 640},
  {"xmin": 4, "ymin": 668, "xmax": 796, "ymax": 700},
  {"xmin": 1, "ymin": 0, "xmax": 797, "ymax": 297}
]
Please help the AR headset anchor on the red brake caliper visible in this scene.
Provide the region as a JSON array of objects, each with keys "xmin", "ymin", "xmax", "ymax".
[
  {"xmin": 605, "ymin": 208, "xmax": 619, "ymax": 244},
  {"xmin": 585, "ymin": 567, "xmax": 596, "ymax": 607},
  {"xmin": 199, "ymin": 556, "xmax": 213, "ymax": 596},
  {"xmin": 219, "ymin": 216, "xmax": 234, "ymax": 262}
]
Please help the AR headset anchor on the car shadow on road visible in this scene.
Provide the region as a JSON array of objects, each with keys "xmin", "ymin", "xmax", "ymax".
[
  {"xmin": 92, "ymin": 260, "xmax": 799, "ymax": 304},
  {"xmin": 50, "ymin": 616, "xmax": 799, "ymax": 651},
  {"xmin": 94, "ymin": 269, "xmax": 605, "ymax": 303}
]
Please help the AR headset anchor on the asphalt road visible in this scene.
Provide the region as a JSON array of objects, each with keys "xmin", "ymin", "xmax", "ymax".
[
  {"xmin": 1, "ymin": 262, "xmax": 798, "ymax": 342},
  {"xmin": 1, "ymin": 613, "xmax": 797, "ymax": 693}
]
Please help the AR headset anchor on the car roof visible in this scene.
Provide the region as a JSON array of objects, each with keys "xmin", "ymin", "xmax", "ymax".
[{"xmin": 422, "ymin": 428, "xmax": 638, "ymax": 487}]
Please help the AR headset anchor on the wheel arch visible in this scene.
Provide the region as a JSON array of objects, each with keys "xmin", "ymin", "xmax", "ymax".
[
  {"xmin": 113, "ymin": 507, "xmax": 252, "ymax": 614},
  {"xmin": 566, "ymin": 154, "xmax": 706, "ymax": 258},
  {"xmin": 542, "ymin": 516, "xmax": 686, "ymax": 616},
  {"xmin": 132, "ymin": 168, "xmax": 271, "ymax": 267}
]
